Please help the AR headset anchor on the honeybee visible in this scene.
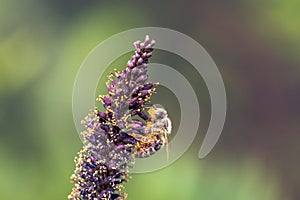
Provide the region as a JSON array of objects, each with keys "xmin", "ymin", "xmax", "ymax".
[{"xmin": 130, "ymin": 105, "xmax": 172, "ymax": 159}]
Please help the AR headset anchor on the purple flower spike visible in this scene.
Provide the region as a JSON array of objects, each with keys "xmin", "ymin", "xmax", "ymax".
[{"xmin": 69, "ymin": 36, "xmax": 171, "ymax": 200}]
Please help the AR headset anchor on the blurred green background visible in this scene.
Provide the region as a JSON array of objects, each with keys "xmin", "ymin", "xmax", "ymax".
[{"xmin": 1, "ymin": 0, "xmax": 299, "ymax": 199}]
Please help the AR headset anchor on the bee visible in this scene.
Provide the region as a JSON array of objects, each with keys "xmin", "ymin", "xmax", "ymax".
[{"xmin": 130, "ymin": 105, "xmax": 172, "ymax": 159}]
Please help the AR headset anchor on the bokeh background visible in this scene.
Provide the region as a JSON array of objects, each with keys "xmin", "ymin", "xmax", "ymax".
[{"xmin": 1, "ymin": 0, "xmax": 299, "ymax": 199}]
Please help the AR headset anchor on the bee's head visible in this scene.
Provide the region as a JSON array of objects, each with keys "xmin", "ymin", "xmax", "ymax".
[{"xmin": 148, "ymin": 106, "xmax": 167, "ymax": 120}]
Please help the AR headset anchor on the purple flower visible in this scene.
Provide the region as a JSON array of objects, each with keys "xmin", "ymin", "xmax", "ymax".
[
  {"xmin": 69, "ymin": 35, "xmax": 171, "ymax": 200},
  {"xmin": 68, "ymin": 148, "xmax": 128, "ymax": 200}
]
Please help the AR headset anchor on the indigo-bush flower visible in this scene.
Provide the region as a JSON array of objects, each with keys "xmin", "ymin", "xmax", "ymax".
[
  {"xmin": 68, "ymin": 147, "xmax": 129, "ymax": 200},
  {"xmin": 69, "ymin": 35, "xmax": 171, "ymax": 200}
]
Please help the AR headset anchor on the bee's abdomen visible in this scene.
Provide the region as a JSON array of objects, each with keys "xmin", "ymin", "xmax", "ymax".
[{"xmin": 134, "ymin": 135, "xmax": 164, "ymax": 158}]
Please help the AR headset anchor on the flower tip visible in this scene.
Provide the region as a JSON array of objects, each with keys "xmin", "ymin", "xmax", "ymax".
[
  {"xmin": 151, "ymin": 40, "xmax": 155, "ymax": 46},
  {"xmin": 145, "ymin": 35, "xmax": 150, "ymax": 43},
  {"xmin": 134, "ymin": 40, "xmax": 141, "ymax": 49}
]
